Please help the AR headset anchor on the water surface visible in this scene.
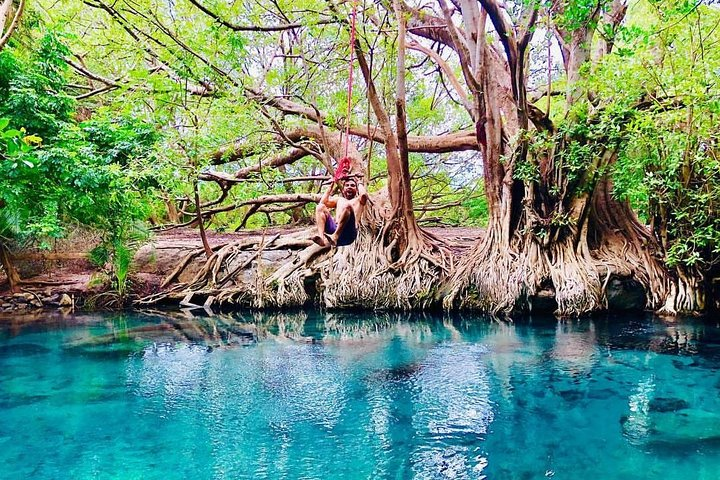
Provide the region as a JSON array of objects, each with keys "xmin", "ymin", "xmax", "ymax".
[{"xmin": 1, "ymin": 310, "xmax": 719, "ymax": 479}]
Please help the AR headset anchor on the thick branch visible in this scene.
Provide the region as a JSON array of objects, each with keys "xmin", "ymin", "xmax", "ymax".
[
  {"xmin": 407, "ymin": 39, "xmax": 473, "ymax": 113},
  {"xmin": 199, "ymin": 193, "xmax": 321, "ymax": 219},
  {"xmin": 210, "ymin": 125, "xmax": 479, "ymax": 176},
  {"xmin": 210, "ymin": 143, "xmax": 309, "ymax": 169},
  {"xmin": 0, "ymin": 0, "xmax": 24, "ymax": 52}
]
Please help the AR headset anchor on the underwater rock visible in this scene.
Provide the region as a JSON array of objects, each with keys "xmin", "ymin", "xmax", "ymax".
[
  {"xmin": 622, "ymin": 408, "xmax": 720, "ymax": 448},
  {"xmin": 558, "ymin": 389, "xmax": 585, "ymax": 402},
  {"xmin": 648, "ymin": 397, "xmax": 690, "ymax": 413},
  {"xmin": 587, "ymin": 388, "xmax": 617, "ymax": 400}
]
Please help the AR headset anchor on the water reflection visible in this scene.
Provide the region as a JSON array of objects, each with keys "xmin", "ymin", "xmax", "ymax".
[
  {"xmin": 551, "ymin": 320, "xmax": 599, "ymax": 376},
  {"xmin": 2, "ymin": 311, "xmax": 720, "ymax": 479}
]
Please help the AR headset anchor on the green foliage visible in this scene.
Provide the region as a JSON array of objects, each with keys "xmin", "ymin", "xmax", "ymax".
[
  {"xmin": 463, "ymin": 195, "xmax": 489, "ymax": 226},
  {"xmin": 605, "ymin": 3, "xmax": 720, "ymax": 274},
  {"xmin": 614, "ymin": 109, "xmax": 720, "ymax": 271},
  {"xmin": 0, "ymin": 32, "xmax": 74, "ymax": 139},
  {"xmin": 557, "ymin": 0, "xmax": 607, "ymax": 31},
  {"xmin": 0, "ymin": 30, "xmax": 160, "ymax": 295}
]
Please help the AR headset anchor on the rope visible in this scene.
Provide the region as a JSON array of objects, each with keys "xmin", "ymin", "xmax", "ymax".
[
  {"xmin": 343, "ymin": 0, "xmax": 359, "ymax": 160},
  {"xmin": 331, "ymin": 1, "xmax": 359, "ymax": 182}
]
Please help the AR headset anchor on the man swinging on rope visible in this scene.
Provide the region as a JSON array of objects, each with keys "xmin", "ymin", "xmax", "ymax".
[{"xmin": 312, "ymin": 174, "xmax": 368, "ymax": 247}]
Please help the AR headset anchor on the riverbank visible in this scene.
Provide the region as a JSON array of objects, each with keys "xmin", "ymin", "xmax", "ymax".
[
  {"xmin": 2, "ymin": 226, "xmax": 717, "ymax": 315},
  {"xmin": 0, "ymin": 226, "xmax": 481, "ymax": 313}
]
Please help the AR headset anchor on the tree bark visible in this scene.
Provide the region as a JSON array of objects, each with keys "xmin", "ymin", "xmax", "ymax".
[
  {"xmin": 0, "ymin": 0, "xmax": 24, "ymax": 52},
  {"xmin": 0, "ymin": 242, "xmax": 21, "ymax": 293},
  {"xmin": 193, "ymin": 181, "xmax": 213, "ymax": 258}
]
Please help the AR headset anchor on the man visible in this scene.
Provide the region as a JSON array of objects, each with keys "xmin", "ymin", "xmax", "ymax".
[{"xmin": 312, "ymin": 175, "xmax": 368, "ymax": 247}]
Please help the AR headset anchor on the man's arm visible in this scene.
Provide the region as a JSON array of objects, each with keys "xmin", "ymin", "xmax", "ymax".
[
  {"xmin": 320, "ymin": 180, "xmax": 337, "ymax": 208},
  {"xmin": 357, "ymin": 177, "xmax": 369, "ymax": 206}
]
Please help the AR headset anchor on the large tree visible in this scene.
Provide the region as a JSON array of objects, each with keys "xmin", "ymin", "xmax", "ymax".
[
  {"xmin": 400, "ymin": 0, "xmax": 719, "ymax": 315},
  {"xmin": 43, "ymin": 0, "xmax": 720, "ymax": 314}
]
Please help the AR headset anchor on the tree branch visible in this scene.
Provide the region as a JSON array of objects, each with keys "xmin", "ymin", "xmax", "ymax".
[
  {"xmin": 187, "ymin": 0, "xmax": 335, "ymax": 32},
  {"xmin": 0, "ymin": 0, "xmax": 25, "ymax": 52},
  {"xmin": 197, "ymin": 193, "xmax": 322, "ymax": 219},
  {"xmin": 407, "ymin": 39, "xmax": 473, "ymax": 113}
]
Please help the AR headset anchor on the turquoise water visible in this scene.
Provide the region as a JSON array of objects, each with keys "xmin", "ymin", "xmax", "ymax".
[{"xmin": 1, "ymin": 310, "xmax": 719, "ymax": 479}]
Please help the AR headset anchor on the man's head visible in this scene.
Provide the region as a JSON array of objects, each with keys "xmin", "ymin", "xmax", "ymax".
[{"xmin": 342, "ymin": 178, "xmax": 358, "ymax": 199}]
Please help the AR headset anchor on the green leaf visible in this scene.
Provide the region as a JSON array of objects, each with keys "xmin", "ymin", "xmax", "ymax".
[{"xmin": 2, "ymin": 129, "xmax": 22, "ymax": 139}]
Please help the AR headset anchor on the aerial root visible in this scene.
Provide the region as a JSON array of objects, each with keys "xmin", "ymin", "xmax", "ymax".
[
  {"xmin": 445, "ymin": 234, "xmax": 608, "ymax": 316},
  {"xmin": 321, "ymin": 226, "xmax": 452, "ymax": 310}
]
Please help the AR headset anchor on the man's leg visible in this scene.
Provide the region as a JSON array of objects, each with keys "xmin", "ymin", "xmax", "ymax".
[
  {"xmin": 312, "ymin": 203, "xmax": 331, "ymax": 246},
  {"xmin": 327, "ymin": 203, "xmax": 353, "ymax": 245}
]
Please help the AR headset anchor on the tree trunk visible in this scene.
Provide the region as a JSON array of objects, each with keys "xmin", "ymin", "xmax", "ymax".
[
  {"xmin": 0, "ymin": 242, "xmax": 21, "ymax": 293},
  {"xmin": 306, "ymin": 1, "xmax": 452, "ymax": 309},
  {"xmin": 193, "ymin": 180, "xmax": 213, "ymax": 258}
]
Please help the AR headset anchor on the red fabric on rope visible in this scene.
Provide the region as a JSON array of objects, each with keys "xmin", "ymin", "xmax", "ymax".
[{"xmin": 333, "ymin": 156, "xmax": 352, "ymax": 181}]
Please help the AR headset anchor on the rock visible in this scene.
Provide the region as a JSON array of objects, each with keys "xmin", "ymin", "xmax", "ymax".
[
  {"xmin": 29, "ymin": 299, "xmax": 43, "ymax": 308},
  {"xmin": 58, "ymin": 294, "xmax": 73, "ymax": 307},
  {"xmin": 1, "ymin": 303, "xmax": 11, "ymax": 308},
  {"xmin": 649, "ymin": 397, "xmax": 690, "ymax": 413},
  {"xmin": 12, "ymin": 293, "xmax": 34, "ymax": 302},
  {"xmin": 558, "ymin": 389, "xmax": 585, "ymax": 402}
]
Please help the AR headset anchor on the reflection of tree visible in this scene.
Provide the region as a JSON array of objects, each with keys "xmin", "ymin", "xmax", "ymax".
[
  {"xmin": 323, "ymin": 311, "xmax": 433, "ymax": 342},
  {"xmin": 551, "ymin": 320, "xmax": 599, "ymax": 376},
  {"xmin": 484, "ymin": 321, "xmax": 523, "ymax": 401},
  {"xmin": 648, "ymin": 319, "xmax": 703, "ymax": 355},
  {"xmin": 243, "ymin": 310, "xmax": 309, "ymax": 341}
]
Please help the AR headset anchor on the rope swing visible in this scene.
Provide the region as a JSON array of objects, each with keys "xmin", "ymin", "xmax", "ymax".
[{"xmin": 334, "ymin": 0, "xmax": 359, "ymax": 182}]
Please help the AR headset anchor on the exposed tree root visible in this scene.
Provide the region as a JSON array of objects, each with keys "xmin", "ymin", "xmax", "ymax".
[
  {"xmin": 138, "ymin": 199, "xmax": 453, "ymax": 311},
  {"xmin": 445, "ymin": 218, "xmax": 641, "ymax": 317},
  {"xmin": 444, "ymin": 229, "xmax": 549, "ymax": 315},
  {"xmin": 137, "ymin": 197, "xmax": 702, "ymax": 317},
  {"xmin": 136, "ymin": 232, "xmax": 316, "ymax": 309},
  {"xmin": 319, "ymin": 200, "xmax": 452, "ymax": 310}
]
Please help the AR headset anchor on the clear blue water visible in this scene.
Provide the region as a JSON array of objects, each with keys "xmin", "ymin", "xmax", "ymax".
[{"xmin": 1, "ymin": 310, "xmax": 719, "ymax": 479}]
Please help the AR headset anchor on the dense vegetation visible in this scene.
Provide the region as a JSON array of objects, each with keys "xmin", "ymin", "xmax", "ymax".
[{"xmin": 0, "ymin": 0, "xmax": 718, "ymax": 314}]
